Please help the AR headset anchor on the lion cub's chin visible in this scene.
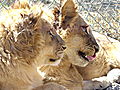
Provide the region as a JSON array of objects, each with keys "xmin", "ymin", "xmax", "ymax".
[{"xmin": 70, "ymin": 58, "xmax": 89, "ymax": 67}]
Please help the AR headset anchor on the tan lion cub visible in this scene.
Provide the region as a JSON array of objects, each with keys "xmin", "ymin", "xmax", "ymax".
[
  {"xmin": 0, "ymin": 0, "xmax": 66, "ymax": 90},
  {"xmin": 53, "ymin": 0, "xmax": 120, "ymax": 89}
]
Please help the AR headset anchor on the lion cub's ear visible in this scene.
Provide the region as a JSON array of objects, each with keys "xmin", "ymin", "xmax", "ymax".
[
  {"xmin": 11, "ymin": 0, "xmax": 30, "ymax": 9},
  {"xmin": 34, "ymin": 11, "xmax": 43, "ymax": 30},
  {"xmin": 60, "ymin": 0, "xmax": 77, "ymax": 29}
]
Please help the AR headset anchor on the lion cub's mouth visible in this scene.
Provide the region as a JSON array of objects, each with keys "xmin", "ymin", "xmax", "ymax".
[
  {"xmin": 49, "ymin": 58, "xmax": 61, "ymax": 66},
  {"xmin": 78, "ymin": 51, "xmax": 96, "ymax": 61},
  {"xmin": 49, "ymin": 58, "xmax": 58, "ymax": 62},
  {"xmin": 49, "ymin": 51, "xmax": 64, "ymax": 62}
]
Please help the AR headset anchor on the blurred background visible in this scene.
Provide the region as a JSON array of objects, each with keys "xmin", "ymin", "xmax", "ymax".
[{"xmin": 0, "ymin": 0, "xmax": 120, "ymax": 41}]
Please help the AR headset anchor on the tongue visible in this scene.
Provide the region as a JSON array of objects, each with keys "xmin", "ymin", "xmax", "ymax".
[{"xmin": 86, "ymin": 55, "xmax": 96, "ymax": 61}]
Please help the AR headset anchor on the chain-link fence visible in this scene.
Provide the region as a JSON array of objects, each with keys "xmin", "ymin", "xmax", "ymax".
[{"xmin": 0, "ymin": 0, "xmax": 120, "ymax": 41}]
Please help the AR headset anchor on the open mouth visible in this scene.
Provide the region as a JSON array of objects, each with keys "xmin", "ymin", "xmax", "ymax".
[
  {"xmin": 78, "ymin": 51, "xmax": 96, "ymax": 61},
  {"xmin": 49, "ymin": 58, "xmax": 57, "ymax": 62},
  {"xmin": 49, "ymin": 51, "xmax": 64, "ymax": 62},
  {"xmin": 49, "ymin": 58, "xmax": 61, "ymax": 66}
]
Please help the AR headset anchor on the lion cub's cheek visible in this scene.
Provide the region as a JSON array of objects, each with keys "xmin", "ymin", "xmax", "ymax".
[{"xmin": 35, "ymin": 46, "xmax": 63, "ymax": 66}]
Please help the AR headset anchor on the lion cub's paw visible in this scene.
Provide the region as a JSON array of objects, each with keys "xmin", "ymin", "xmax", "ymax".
[
  {"xmin": 34, "ymin": 82, "xmax": 66, "ymax": 90},
  {"xmin": 83, "ymin": 77, "xmax": 110, "ymax": 90},
  {"xmin": 83, "ymin": 69, "xmax": 120, "ymax": 90}
]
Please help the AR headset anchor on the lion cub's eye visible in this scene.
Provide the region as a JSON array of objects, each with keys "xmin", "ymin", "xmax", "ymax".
[
  {"xmin": 48, "ymin": 30, "xmax": 54, "ymax": 36},
  {"xmin": 80, "ymin": 26, "xmax": 89, "ymax": 34},
  {"xmin": 48, "ymin": 31, "xmax": 56, "ymax": 40}
]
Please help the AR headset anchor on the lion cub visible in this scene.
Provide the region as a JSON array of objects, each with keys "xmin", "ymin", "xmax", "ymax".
[{"xmin": 0, "ymin": 0, "xmax": 65, "ymax": 90}]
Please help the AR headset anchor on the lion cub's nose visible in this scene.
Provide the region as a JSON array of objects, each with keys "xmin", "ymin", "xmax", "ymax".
[
  {"xmin": 62, "ymin": 45, "xmax": 66, "ymax": 50},
  {"xmin": 94, "ymin": 45, "xmax": 99, "ymax": 53}
]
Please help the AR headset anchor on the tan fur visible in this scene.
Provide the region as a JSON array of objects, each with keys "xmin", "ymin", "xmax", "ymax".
[
  {"xmin": 40, "ymin": 55, "xmax": 83, "ymax": 90},
  {"xmin": 0, "ymin": 1, "xmax": 65, "ymax": 90},
  {"xmin": 39, "ymin": 0, "xmax": 99, "ymax": 89},
  {"xmin": 33, "ymin": 82, "xmax": 66, "ymax": 90}
]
